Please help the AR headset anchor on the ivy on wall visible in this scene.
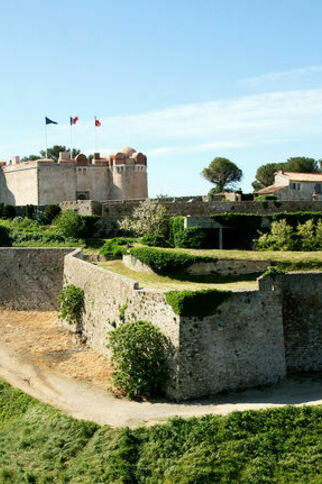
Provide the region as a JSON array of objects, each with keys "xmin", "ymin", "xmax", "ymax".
[{"xmin": 165, "ymin": 289, "xmax": 232, "ymax": 318}]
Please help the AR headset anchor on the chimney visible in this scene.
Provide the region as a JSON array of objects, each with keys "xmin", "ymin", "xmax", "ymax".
[{"xmin": 11, "ymin": 156, "xmax": 20, "ymax": 165}]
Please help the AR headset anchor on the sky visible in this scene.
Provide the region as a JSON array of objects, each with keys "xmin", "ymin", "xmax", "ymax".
[{"xmin": 2, "ymin": 0, "xmax": 322, "ymax": 196}]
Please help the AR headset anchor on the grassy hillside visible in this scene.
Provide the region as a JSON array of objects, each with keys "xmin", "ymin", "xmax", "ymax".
[{"xmin": 0, "ymin": 381, "xmax": 321, "ymax": 483}]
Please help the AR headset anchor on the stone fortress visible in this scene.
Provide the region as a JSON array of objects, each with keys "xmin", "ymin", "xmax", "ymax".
[{"xmin": 0, "ymin": 146, "xmax": 148, "ymax": 206}]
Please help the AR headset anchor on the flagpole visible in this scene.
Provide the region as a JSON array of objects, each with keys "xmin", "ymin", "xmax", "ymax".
[
  {"xmin": 70, "ymin": 120, "xmax": 73, "ymax": 159},
  {"xmin": 45, "ymin": 122, "xmax": 48, "ymax": 158},
  {"xmin": 94, "ymin": 117, "xmax": 97, "ymax": 153}
]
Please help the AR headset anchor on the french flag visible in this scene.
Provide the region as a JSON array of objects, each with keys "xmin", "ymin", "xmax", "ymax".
[{"xmin": 70, "ymin": 116, "xmax": 79, "ymax": 125}]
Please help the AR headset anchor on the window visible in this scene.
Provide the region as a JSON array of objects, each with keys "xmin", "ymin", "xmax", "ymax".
[
  {"xmin": 290, "ymin": 182, "xmax": 301, "ymax": 190},
  {"xmin": 314, "ymin": 183, "xmax": 321, "ymax": 194}
]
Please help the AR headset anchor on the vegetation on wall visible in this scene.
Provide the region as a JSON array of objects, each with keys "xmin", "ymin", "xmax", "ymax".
[
  {"xmin": 165, "ymin": 288, "xmax": 232, "ymax": 317},
  {"xmin": 168, "ymin": 216, "xmax": 207, "ymax": 249},
  {"xmin": 129, "ymin": 246, "xmax": 213, "ymax": 275},
  {"xmin": 108, "ymin": 321, "xmax": 169, "ymax": 399},
  {"xmin": 58, "ymin": 284, "xmax": 84, "ymax": 325},
  {"xmin": 1, "ymin": 380, "xmax": 320, "ymax": 482}
]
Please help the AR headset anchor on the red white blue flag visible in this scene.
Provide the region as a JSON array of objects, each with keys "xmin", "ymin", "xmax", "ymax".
[{"xmin": 70, "ymin": 116, "xmax": 79, "ymax": 125}]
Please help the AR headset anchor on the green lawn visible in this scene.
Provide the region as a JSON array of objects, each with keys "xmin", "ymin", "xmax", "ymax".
[
  {"xmin": 133, "ymin": 243, "xmax": 322, "ymax": 263},
  {"xmin": 0, "ymin": 380, "xmax": 321, "ymax": 483},
  {"xmin": 98, "ymin": 260, "xmax": 260, "ymax": 291}
]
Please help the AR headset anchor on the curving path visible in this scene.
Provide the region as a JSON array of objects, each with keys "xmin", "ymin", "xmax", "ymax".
[{"xmin": 0, "ymin": 342, "xmax": 321, "ymax": 428}]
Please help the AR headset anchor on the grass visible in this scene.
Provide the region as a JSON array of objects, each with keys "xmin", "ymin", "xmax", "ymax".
[
  {"xmin": 133, "ymin": 242, "xmax": 322, "ymax": 263},
  {"xmin": 97, "ymin": 260, "xmax": 259, "ymax": 291},
  {"xmin": 0, "ymin": 380, "xmax": 321, "ymax": 483}
]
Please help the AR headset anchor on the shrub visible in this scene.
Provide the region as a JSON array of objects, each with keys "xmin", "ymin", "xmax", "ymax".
[
  {"xmin": 165, "ymin": 289, "xmax": 232, "ymax": 317},
  {"xmin": 141, "ymin": 233, "xmax": 169, "ymax": 247},
  {"xmin": 168, "ymin": 218, "xmax": 207, "ymax": 249},
  {"xmin": 108, "ymin": 321, "xmax": 169, "ymax": 399},
  {"xmin": 2, "ymin": 205, "xmax": 16, "ymax": 219},
  {"xmin": 129, "ymin": 247, "xmax": 213, "ymax": 275},
  {"xmin": 25, "ymin": 204, "xmax": 35, "ymax": 219},
  {"xmin": 99, "ymin": 237, "xmax": 135, "ymax": 257},
  {"xmin": 168, "ymin": 216, "xmax": 185, "ymax": 247},
  {"xmin": 316, "ymin": 220, "xmax": 322, "ymax": 249},
  {"xmin": 0, "ymin": 226, "xmax": 11, "ymax": 246},
  {"xmin": 296, "ymin": 219, "xmax": 316, "ymax": 251},
  {"xmin": 118, "ymin": 199, "xmax": 169, "ymax": 237},
  {"xmin": 58, "ymin": 284, "xmax": 84, "ymax": 326},
  {"xmin": 255, "ymin": 194, "xmax": 278, "ymax": 201},
  {"xmin": 54, "ymin": 210, "xmax": 85, "ymax": 239},
  {"xmin": 257, "ymin": 219, "xmax": 295, "ymax": 251},
  {"xmin": 80, "ymin": 215, "xmax": 101, "ymax": 238},
  {"xmin": 179, "ymin": 226, "xmax": 207, "ymax": 248},
  {"xmin": 43, "ymin": 204, "xmax": 61, "ymax": 225}
]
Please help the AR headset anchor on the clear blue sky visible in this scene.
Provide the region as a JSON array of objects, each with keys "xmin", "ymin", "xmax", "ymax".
[{"xmin": 2, "ymin": 0, "xmax": 322, "ymax": 196}]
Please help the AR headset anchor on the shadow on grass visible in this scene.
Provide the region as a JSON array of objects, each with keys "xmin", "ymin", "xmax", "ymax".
[{"xmin": 169, "ymin": 271, "xmax": 261, "ymax": 285}]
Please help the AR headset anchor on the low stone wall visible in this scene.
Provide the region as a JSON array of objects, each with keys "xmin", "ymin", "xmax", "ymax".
[
  {"xmin": 123, "ymin": 253, "xmax": 270, "ymax": 276},
  {"xmin": 0, "ymin": 248, "xmax": 74, "ymax": 310},
  {"xmin": 59, "ymin": 198, "xmax": 322, "ymax": 219}
]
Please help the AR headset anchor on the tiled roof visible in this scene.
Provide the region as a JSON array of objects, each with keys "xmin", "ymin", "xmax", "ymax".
[
  {"xmin": 256, "ymin": 184, "xmax": 287, "ymax": 194},
  {"xmin": 283, "ymin": 172, "xmax": 322, "ymax": 182}
]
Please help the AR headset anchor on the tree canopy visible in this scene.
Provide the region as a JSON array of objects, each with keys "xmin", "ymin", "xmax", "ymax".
[
  {"xmin": 21, "ymin": 146, "xmax": 81, "ymax": 163},
  {"xmin": 252, "ymin": 156, "xmax": 321, "ymax": 191},
  {"xmin": 202, "ymin": 157, "xmax": 243, "ymax": 193}
]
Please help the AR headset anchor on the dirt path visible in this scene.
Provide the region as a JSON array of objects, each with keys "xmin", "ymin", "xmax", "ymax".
[{"xmin": 0, "ymin": 311, "xmax": 321, "ymax": 428}]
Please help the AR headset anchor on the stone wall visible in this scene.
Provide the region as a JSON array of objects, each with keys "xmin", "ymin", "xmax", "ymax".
[
  {"xmin": 0, "ymin": 247, "xmax": 320, "ymax": 400},
  {"xmin": 59, "ymin": 198, "xmax": 322, "ymax": 219},
  {"xmin": 177, "ymin": 290, "xmax": 286, "ymax": 399},
  {"xmin": 63, "ymin": 249, "xmax": 180, "ymax": 397},
  {"xmin": 123, "ymin": 254, "xmax": 270, "ymax": 276},
  {"xmin": 0, "ymin": 248, "xmax": 74, "ymax": 310},
  {"xmin": 279, "ymin": 273, "xmax": 322, "ymax": 373},
  {"xmin": 63, "ymin": 250, "xmax": 286, "ymax": 399}
]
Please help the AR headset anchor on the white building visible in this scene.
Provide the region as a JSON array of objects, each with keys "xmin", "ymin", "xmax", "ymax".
[{"xmin": 257, "ymin": 171, "xmax": 322, "ymax": 200}]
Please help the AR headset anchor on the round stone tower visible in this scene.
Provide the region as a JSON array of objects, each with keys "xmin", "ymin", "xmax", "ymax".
[{"xmin": 108, "ymin": 147, "xmax": 148, "ymax": 200}]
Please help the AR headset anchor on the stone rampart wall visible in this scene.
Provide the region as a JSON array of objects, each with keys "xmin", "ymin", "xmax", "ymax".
[
  {"xmin": 0, "ymin": 248, "xmax": 321, "ymax": 399},
  {"xmin": 57, "ymin": 198, "xmax": 322, "ymax": 219},
  {"xmin": 63, "ymin": 250, "xmax": 180, "ymax": 397},
  {"xmin": 279, "ymin": 273, "xmax": 322, "ymax": 373},
  {"xmin": 64, "ymin": 250, "xmax": 286, "ymax": 399},
  {"xmin": 178, "ymin": 290, "xmax": 286, "ymax": 399},
  {"xmin": 0, "ymin": 248, "xmax": 74, "ymax": 310}
]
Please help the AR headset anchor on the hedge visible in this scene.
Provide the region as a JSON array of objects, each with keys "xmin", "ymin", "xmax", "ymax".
[
  {"xmin": 129, "ymin": 247, "xmax": 214, "ymax": 275},
  {"xmin": 165, "ymin": 289, "xmax": 232, "ymax": 317}
]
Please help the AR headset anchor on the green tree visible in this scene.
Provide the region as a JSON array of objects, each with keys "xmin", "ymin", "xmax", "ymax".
[
  {"xmin": 201, "ymin": 157, "xmax": 242, "ymax": 193},
  {"xmin": 40, "ymin": 146, "xmax": 81, "ymax": 162},
  {"xmin": 55, "ymin": 210, "xmax": 85, "ymax": 238},
  {"xmin": 252, "ymin": 163, "xmax": 284, "ymax": 191},
  {"xmin": 21, "ymin": 146, "xmax": 81, "ymax": 163},
  {"xmin": 118, "ymin": 199, "xmax": 169, "ymax": 237}
]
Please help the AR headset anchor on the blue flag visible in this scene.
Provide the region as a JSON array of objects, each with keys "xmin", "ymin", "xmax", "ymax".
[{"xmin": 45, "ymin": 117, "xmax": 58, "ymax": 125}]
